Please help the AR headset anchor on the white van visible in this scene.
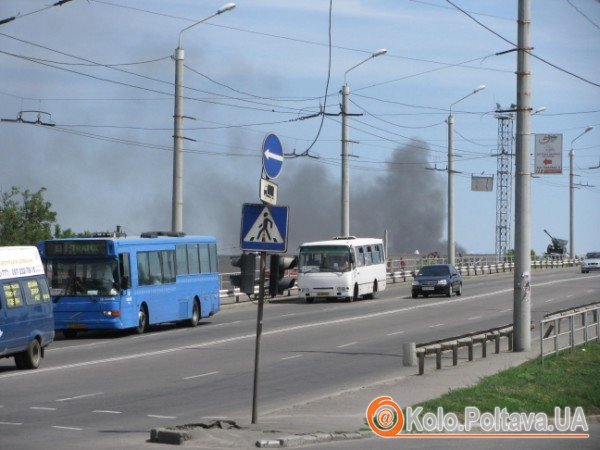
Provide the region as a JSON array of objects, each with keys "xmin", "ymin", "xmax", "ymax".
[{"xmin": 0, "ymin": 246, "xmax": 54, "ymax": 369}]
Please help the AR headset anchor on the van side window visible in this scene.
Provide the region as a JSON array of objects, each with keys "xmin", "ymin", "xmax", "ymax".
[
  {"xmin": 356, "ymin": 247, "xmax": 365, "ymax": 267},
  {"xmin": 365, "ymin": 246, "xmax": 373, "ymax": 266},
  {"xmin": 23, "ymin": 279, "xmax": 45, "ymax": 304},
  {"xmin": 2, "ymin": 282, "xmax": 23, "ymax": 308}
]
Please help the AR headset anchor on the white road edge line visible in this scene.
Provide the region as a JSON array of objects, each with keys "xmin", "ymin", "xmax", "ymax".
[
  {"xmin": 429, "ymin": 323, "xmax": 444, "ymax": 328},
  {"xmin": 467, "ymin": 316, "xmax": 481, "ymax": 321},
  {"xmin": 93, "ymin": 410, "xmax": 122, "ymax": 414},
  {"xmin": 0, "ymin": 422, "xmax": 23, "ymax": 426},
  {"xmin": 387, "ymin": 331, "xmax": 405, "ymax": 336},
  {"xmin": 52, "ymin": 426, "xmax": 83, "ymax": 431},
  {"xmin": 56, "ymin": 392, "xmax": 103, "ymax": 402},
  {"xmin": 183, "ymin": 371, "xmax": 219, "ymax": 380},
  {"xmin": 30, "ymin": 407, "xmax": 57, "ymax": 411},
  {"xmin": 337, "ymin": 342, "xmax": 357, "ymax": 348},
  {"xmin": 280, "ymin": 355, "xmax": 302, "ymax": 361}
]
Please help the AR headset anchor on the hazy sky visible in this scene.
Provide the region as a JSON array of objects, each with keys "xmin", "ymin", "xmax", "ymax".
[{"xmin": 0, "ymin": 0, "xmax": 598, "ymax": 256}]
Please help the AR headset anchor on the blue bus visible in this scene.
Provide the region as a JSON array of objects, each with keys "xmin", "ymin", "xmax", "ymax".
[{"xmin": 37, "ymin": 233, "xmax": 220, "ymax": 338}]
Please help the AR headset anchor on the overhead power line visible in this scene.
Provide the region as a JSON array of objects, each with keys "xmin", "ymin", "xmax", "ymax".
[
  {"xmin": 0, "ymin": 0, "xmax": 73, "ymax": 26},
  {"xmin": 445, "ymin": 0, "xmax": 600, "ymax": 88}
]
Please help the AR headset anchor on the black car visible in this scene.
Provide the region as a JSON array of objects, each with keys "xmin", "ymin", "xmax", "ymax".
[{"xmin": 411, "ymin": 264, "xmax": 462, "ymax": 298}]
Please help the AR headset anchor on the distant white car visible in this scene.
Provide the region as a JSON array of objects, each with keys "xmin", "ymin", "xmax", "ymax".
[{"xmin": 581, "ymin": 252, "xmax": 600, "ymax": 273}]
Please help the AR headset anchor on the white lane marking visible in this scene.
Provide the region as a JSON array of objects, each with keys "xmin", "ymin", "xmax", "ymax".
[
  {"xmin": 387, "ymin": 331, "xmax": 405, "ymax": 336},
  {"xmin": 499, "ymin": 308, "xmax": 512, "ymax": 313},
  {"xmin": 93, "ymin": 410, "xmax": 122, "ymax": 414},
  {"xmin": 30, "ymin": 406, "xmax": 57, "ymax": 411},
  {"xmin": 467, "ymin": 316, "xmax": 481, "ymax": 321},
  {"xmin": 566, "ymin": 294, "xmax": 574, "ymax": 299},
  {"xmin": 182, "ymin": 371, "xmax": 219, "ymax": 380},
  {"xmin": 280, "ymin": 355, "xmax": 302, "ymax": 361},
  {"xmin": 337, "ymin": 342, "xmax": 357, "ymax": 348},
  {"xmin": 429, "ymin": 323, "xmax": 444, "ymax": 328},
  {"xmin": 212, "ymin": 320, "xmax": 241, "ymax": 327},
  {"xmin": 52, "ymin": 426, "xmax": 83, "ymax": 431},
  {"xmin": 148, "ymin": 415, "xmax": 177, "ymax": 419},
  {"xmin": 545, "ymin": 298, "xmax": 555, "ymax": 303},
  {"xmin": 56, "ymin": 392, "xmax": 103, "ymax": 402},
  {"xmin": 46, "ymin": 341, "xmax": 108, "ymax": 352},
  {"xmin": 0, "ymin": 422, "xmax": 23, "ymax": 426},
  {"xmin": 2, "ymin": 274, "xmax": 594, "ymax": 381},
  {"xmin": 280, "ymin": 313, "xmax": 297, "ymax": 317}
]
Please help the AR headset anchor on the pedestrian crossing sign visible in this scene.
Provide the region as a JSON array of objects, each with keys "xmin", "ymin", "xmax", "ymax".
[{"xmin": 241, "ymin": 203, "xmax": 289, "ymax": 252}]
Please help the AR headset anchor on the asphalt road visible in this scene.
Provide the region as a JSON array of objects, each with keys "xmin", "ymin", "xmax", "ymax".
[{"xmin": 0, "ymin": 268, "xmax": 598, "ymax": 448}]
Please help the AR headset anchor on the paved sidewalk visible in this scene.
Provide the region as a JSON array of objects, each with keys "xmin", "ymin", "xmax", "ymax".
[{"xmin": 151, "ymin": 339, "xmax": 542, "ymax": 448}]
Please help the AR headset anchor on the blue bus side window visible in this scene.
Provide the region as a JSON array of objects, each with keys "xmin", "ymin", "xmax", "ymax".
[
  {"xmin": 162, "ymin": 251, "xmax": 175, "ymax": 284},
  {"xmin": 187, "ymin": 245, "xmax": 200, "ymax": 274},
  {"xmin": 209, "ymin": 243, "xmax": 218, "ymax": 273},
  {"xmin": 119, "ymin": 253, "xmax": 131, "ymax": 289},
  {"xmin": 148, "ymin": 252, "xmax": 162, "ymax": 285},
  {"xmin": 176, "ymin": 244, "xmax": 188, "ymax": 275},
  {"xmin": 199, "ymin": 244, "xmax": 210, "ymax": 273},
  {"xmin": 137, "ymin": 252, "xmax": 151, "ymax": 286}
]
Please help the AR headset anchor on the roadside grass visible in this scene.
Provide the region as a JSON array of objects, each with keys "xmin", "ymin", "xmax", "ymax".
[{"xmin": 416, "ymin": 342, "xmax": 600, "ymax": 416}]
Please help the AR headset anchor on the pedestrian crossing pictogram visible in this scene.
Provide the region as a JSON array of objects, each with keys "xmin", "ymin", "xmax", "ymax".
[
  {"xmin": 243, "ymin": 207, "xmax": 283, "ymax": 243},
  {"xmin": 241, "ymin": 203, "xmax": 289, "ymax": 253}
]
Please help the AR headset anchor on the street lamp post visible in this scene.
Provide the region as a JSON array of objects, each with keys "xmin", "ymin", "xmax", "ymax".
[
  {"xmin": 447, "ymin": 85, "xmax": 485, "ymax": 265},
  {"xmin": 172, "ymin": 3, "xmax": 236, "ymax": 233},
  {"xmin": 340, "ymin": 49, "xmax": 387, "ymax": 237},
  {"xmin": 569, "ymin": 126, "xmax": 593, "ymax": 258}
]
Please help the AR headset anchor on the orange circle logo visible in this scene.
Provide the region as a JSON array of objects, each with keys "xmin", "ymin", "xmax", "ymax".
[{"xmin": 366, "ymin": 396, "xmax": 404, "ymax": 437}]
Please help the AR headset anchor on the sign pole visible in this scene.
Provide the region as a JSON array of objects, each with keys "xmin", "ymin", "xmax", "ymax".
[{"xmin": 251, "ymin": 250, "xmax": 267, "ymax": 424}]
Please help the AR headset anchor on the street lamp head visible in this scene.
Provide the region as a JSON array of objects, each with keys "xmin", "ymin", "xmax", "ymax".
[
  {"xmin": 584, "ymin": 126, "xmax": 593, "ymax": 133},
  {"xmin": 474, "ymin": 84, "xmax": 486, "ymax": 93},
  {"xmin": 532, "ymin": 106, "xmax": 546, "ymax": 115},
  {"xmin": 217, "ymin": 3, "xmax": 236, "ymax": 14},
  {"xmin": 372, "ymin": 48, "xmax": 387, "ymax": 58}
]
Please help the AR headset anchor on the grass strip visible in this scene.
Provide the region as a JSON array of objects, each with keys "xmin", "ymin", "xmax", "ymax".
[{"xmin": 416, "ymin": 342, "xmax": 600, "ymax": 416}]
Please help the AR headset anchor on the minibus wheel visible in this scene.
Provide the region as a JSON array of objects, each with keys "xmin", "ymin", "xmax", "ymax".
[{"xmin": 15, "ymin": 339, "xmax": 41, "ymax": 370}]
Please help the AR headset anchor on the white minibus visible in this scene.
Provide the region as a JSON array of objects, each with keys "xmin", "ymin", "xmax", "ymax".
[{"xmin": 297, "ymin": 237, "xmax": 387, "ymax": 303}]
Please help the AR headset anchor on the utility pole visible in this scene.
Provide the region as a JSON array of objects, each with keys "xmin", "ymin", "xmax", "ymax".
[
  {"xmin": 446, "ymin": 85, "xmax": 485, "ymax": 265},
  {"xmin": 513, "ymin": 0, "xmax": 532, "ymax": 352},
  {"xmin": 569, "ymin": 126, "xmax": 593, "ymax": 259},
  {"xmin": 171, "ymin": 3, "xmax": 236, "ymax": 233},
  {"xmin": 341, "ymin": 83, "xmax": 350, "ymax": 237}
]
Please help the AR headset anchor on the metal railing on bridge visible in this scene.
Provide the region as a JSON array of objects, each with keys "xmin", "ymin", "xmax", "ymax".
[{"xmin": 540, "ymin": 302, "xmax": 600, "ymax": 368}]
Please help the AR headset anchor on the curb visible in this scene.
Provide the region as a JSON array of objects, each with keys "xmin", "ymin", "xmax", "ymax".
[
  {"xmin": 150, "ymin": 428, "xmax": 191, "ymax": 445},
  {"xmin": 256, "ymin": 431, "xmax": 370, "ymax": 448}
]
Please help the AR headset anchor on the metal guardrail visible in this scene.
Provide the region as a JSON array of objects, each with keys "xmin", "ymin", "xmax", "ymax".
[
  {"xmin": 219, "ymin": 258, "xmax": 578, "ymax": 301},
  {"xmin": 540, "ymin": 302, "xmax": 600, "ymax": 368},
  {"xmin": 414, "ymin": 324, "xmax": 514, "ymax": 375}
]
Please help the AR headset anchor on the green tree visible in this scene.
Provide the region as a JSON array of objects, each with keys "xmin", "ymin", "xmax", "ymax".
[{"xmin": 0, "ymin": 186, "xmax": 57, "ymax": 246}]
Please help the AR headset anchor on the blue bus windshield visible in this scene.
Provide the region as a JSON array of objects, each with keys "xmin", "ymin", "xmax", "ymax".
[{"xmin": 45, "ymin": 258, "xmax": 118, "ymax": 296}]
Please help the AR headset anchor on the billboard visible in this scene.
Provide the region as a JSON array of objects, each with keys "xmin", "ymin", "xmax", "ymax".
[
  {"xmin": 534, "ymin": 134, "xmax": 563, "ymax": 174},
  {"xmin": 471, "ymin": 175, "xmax": 493, "ymax": 192}
]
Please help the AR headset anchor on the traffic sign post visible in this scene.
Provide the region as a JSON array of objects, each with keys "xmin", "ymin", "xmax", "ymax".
[{"xmin": 251, "ymin": 133, "xmax": 287, "ymax": 424}]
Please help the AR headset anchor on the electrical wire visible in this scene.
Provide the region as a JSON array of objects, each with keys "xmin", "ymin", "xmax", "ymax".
[{"xmin": 445, "ymin": 0, "xmax": 600, "ymax": 88}]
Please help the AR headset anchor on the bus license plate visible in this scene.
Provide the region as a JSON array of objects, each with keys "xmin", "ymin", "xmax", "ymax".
[
  {"xmin": 317, "ymin": 292, "xmax": 329, "ymax": 297},
  {"xmin": 68, "ymin": 323, "xmax": 86, "ymax": 329}
]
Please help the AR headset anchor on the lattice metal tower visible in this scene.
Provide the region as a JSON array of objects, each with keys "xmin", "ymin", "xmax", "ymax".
[{"xmin": 495, "ymin": 108, "xmax": 514, "ymax": 261}]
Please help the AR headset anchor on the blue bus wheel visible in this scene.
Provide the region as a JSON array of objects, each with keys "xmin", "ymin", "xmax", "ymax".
[
  {"xmin": 188, "ymin": 300, "xmax": 200, "ymax": 327},
  {"xmin": 136, "ymin": 306, "xmax": 148, "ymax": 334}
]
